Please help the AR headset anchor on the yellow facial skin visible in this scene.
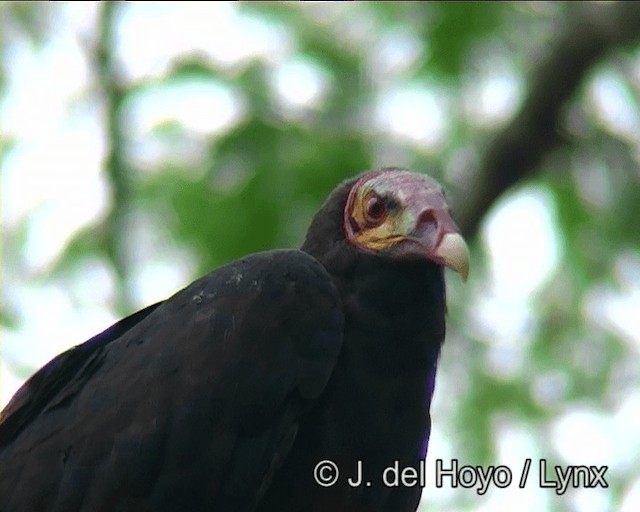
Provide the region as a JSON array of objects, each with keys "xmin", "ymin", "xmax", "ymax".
[{"xmin": 350, "ymin": 191, "xmax": 408, "ymax": 252}]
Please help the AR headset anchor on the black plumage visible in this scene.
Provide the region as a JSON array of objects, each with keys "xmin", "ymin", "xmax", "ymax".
[{"xmin": 0, "ymin": 168, "xmax": 469, "ymax": 512}]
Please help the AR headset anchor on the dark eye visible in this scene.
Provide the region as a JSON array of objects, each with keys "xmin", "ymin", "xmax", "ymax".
[{"xmin": 364, "ymin": 193, "xmax": 388, "ymax": 225}]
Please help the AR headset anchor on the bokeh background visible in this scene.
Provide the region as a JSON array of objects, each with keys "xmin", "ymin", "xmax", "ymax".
[{"xmin": 2, "ymin": 3, "xmax": 640, "ymax": 511}]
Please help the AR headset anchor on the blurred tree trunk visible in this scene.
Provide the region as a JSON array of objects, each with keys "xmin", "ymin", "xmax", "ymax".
[{"xmin": 96, "ymin": 2, "xmax": 135, "ymax": 314}]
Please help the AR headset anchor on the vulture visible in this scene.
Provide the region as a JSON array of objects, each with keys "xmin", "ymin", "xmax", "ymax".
[{"xmin": 0, "ymin": 168, "xmax": 469, "ymax": 512}]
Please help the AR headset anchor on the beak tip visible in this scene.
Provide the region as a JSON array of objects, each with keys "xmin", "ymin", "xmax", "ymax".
[{"xmin": 436, "ymin": 233, "xmax": 470, "ymax": 282}]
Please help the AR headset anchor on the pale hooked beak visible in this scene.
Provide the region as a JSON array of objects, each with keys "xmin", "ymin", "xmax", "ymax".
[{"xmin": 433, "ymin": 233, "xmax": 470, "ymax": 282}]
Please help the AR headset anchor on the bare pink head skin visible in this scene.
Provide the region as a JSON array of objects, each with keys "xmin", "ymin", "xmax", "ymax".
[{"xmin": 343, "ymin": 168, "xmax": 469, "ymax": 280}]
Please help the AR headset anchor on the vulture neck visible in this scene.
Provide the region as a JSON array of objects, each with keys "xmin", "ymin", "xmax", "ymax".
[
  {"xmin": 301, "ymin": 180, "xmax": 447, "ymax": 398},
  {"xmin": 301, "ymin": 180, "xmax": 447, "ymax": 370}
]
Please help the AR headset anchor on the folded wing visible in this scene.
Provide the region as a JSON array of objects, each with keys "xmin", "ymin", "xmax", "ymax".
[{"xmin": 0, "ymin": 249, "xmax": 344, "ymax": 512}]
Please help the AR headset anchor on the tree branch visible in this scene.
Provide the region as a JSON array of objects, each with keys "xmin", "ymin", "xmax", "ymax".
[
  {"xmin": 455, "ymin": 2, "xmax": 640, "ymax": 239},
  {"xmin": 96, "ymin": 2, "xmax": 135, "ymax": 314}
]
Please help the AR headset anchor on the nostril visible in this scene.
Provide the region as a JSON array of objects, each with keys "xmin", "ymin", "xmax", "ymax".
[
  {"xmin": 417, "ymin": 209, "xmax": 436, "ymax": 225},
  {"xmin": 415, "ymin": 209, "xmax": 438, "ymax": 240}
]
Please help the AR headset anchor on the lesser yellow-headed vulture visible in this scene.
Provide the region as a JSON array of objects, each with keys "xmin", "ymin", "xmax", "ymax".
[{"xmin": 0, "ymin": 168, "xmax": 469, "ymax": 512}]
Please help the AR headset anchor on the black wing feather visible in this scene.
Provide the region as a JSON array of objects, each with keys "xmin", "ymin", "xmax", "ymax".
[
  {"xmin": 0, "ymin": 301, "xmax": 163, "ymax": 447},
  {"xmin": 0, "ymin": 249, "xmax": 343, "ymax": 512}
]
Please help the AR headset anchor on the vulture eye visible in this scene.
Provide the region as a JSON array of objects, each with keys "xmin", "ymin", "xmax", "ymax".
[{"xmin": 364, "ymin": 193, "xmax": 388, "ymax": 226}]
